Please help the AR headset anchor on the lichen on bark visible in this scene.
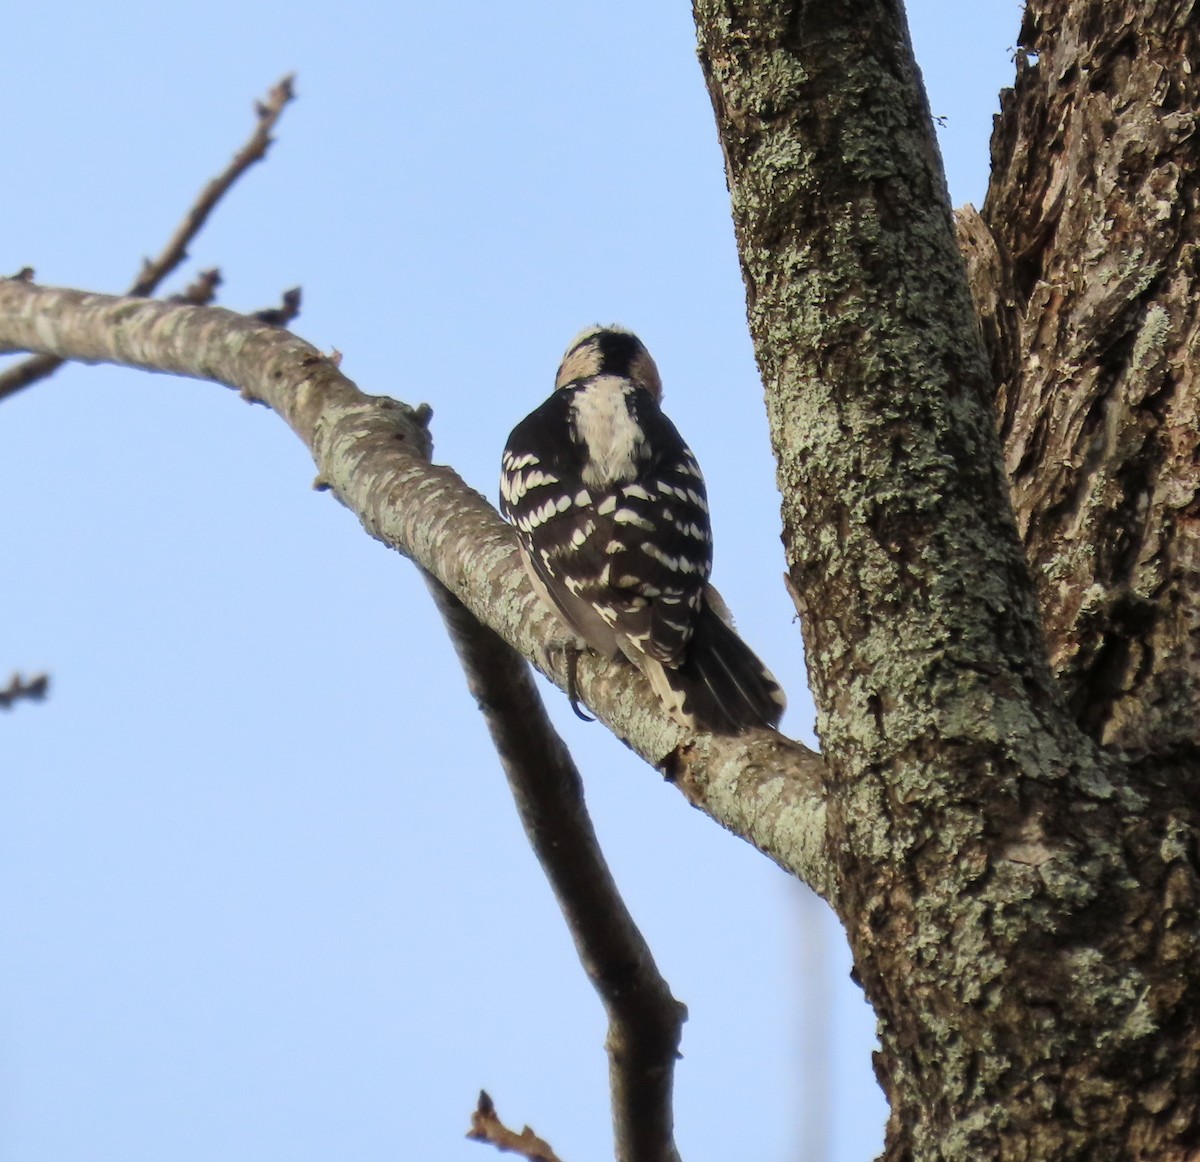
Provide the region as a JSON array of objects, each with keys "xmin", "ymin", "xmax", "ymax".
[{"xmin": 696, "ymin": 0, "xmax": 1200, "ymax": 1157}]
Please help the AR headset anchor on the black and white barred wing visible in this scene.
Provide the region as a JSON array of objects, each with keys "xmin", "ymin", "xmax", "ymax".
[{"xmin": 500, "ymin": 395, "xmax": 712, "ymax": 668}]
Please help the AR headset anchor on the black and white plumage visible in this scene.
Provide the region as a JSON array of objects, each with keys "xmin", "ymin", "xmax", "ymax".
[{"xmin": 500, "ymin": 325, "xmax": 785, "ymax": 734}]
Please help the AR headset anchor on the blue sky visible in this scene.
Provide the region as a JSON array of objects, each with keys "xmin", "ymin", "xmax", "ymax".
[{"xmin": 2, "ymin": 3, "xmax": 1021, "ymax": 1159}]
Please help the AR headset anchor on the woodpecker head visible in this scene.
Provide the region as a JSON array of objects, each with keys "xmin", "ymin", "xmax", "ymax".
[{"xmin": 555, "ymin": 325, "xmax": 663, "ymax": 401}]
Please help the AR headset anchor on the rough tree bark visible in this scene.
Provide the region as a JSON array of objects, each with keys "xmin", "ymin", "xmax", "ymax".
[
  {"xmin": 979, "ymin": 0, "xmax": 1200, "ymax": 757},
  {"xmin": 697, "ymin": 0, "xmax": 1199, "ymax": 1158}
]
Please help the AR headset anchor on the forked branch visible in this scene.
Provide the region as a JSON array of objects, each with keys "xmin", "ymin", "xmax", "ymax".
[{"xmin": 0, "ymin": 74, "xmax": 295, "ymax": 402}]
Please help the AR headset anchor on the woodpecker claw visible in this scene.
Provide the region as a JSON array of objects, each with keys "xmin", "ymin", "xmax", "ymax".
[
  {"xmin": 533, "ymin": 634, "xmax": 595, "ymax": 723},
  {"xmin": 565, "ymin": 646, "xmax": 595, "ymax": 723}
]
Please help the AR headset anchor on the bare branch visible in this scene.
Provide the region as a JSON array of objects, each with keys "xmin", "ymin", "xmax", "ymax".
[
  {"xmin": 429, "ymin": 578, "xmax": 684, "ymax": 1162},
  {"xmin": 129, "ymin": 75, "xmax": 295, "ymax": 297},
  {"xmin": 0, "ymin": 279, "xmax": 832, "ymax": 894},
  {"xmin": 0, "ymin": 74, "xmax": 295, "ymax": 403},
  {"xmin": 0, "ymin": 672, "xmax": 49, "ymax": 710},
  {"xmin": 467, "ymin": 1091, "xmax": 563, "ymax": 1162}
]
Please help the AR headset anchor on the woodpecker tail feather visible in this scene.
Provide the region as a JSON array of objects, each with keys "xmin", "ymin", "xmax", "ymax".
[{"xmin": 644, "ymin": 605, "xmax": 786, "ymax": 735}]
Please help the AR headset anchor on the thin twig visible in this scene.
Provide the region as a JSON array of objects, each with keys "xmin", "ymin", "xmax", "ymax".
[
  {"xmin": 429, "ymin": 578, "xmax": 685, "ymax": 1162},
  {"xmin": 168, "ymin": 267, "xmax": 223, "ymax": 306},
  {"xmin": 252, "ymin": 286, "xmax": 302, "ymax": 327},
  {"xmin": 467, "ymin": 1091, "xmax": 564, "ymax": 1162},
  {"xmin": 0, "ymin": 672, "xmax": 49, "ymax": 710},
  {"xmin": 129, "ymin": 75, "xmax": 295, "ymax": 297},
  {"xmin": 0, "ymin": 74, "xmax": 295, "ymax": 403}
]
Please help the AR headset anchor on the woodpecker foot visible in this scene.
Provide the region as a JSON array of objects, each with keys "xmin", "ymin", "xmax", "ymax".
[
  {"xmin": 536, "ymin": 635, "xmax": 594, "ymax": 723},
  {"xmin": 564, "ymin": 646, "xmax": 595, "ymax": 723}
]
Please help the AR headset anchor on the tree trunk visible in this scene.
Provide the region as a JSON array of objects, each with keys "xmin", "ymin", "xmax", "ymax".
[
  {"xmin": 976, "ymin": 0, "xmax": 1200, "ymax": 756},
  {"xmin": 695, "ymin": 0, "xmax": 1200, "ymax": 1158}
]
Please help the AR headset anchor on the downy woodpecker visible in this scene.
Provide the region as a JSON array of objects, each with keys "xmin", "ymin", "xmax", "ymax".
[{"xmin": 500, "ymin": 325, "xmax": 785, "ymax": 734}]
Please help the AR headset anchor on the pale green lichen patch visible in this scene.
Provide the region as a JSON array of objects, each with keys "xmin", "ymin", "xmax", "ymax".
[{"xmin": 1061, "ymin": 947, "xmax": 1156, "ymax": 1048}]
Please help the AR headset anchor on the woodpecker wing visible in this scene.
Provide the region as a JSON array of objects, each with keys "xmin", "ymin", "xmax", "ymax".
[{"xmin": 501, "ymin": 385, "xmax": 712, "ymax": 669}]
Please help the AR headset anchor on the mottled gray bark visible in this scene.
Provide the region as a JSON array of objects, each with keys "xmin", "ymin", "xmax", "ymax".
[{"xmin": 696, "ymin": 0, "xmax": 1200, "ymax": 1158}]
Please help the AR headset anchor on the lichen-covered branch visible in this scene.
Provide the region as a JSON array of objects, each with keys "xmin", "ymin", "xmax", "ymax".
[
  {"xmin": 0, "ymin": 277, "xmax": 830, "ymax": 894},
  {"xmin": 695, "ymin": 0, "xmax": 1067, "ymax": 802}
]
